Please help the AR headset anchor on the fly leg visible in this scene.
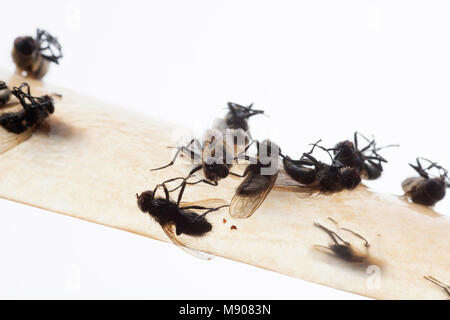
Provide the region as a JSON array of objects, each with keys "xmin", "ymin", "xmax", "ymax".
[
  {"xmin": 184, "ymin": 165, "xmax": 219, "ymax": 187},
  {"xmin": 151, "ymin": 139, "xmax": 202, "ymax": 171},
  {"xmin": 314, "ymin": 222, "xmax": 349, "ymax": 247},
  {"xmin": 229, "ymin": 171, "xmax": 246, "ymax": 178},
  {"xmin": 341, "ymin": 227, "xmax": 370, "ymax": 248},
  {"xmin": 409, "ymin": 158, "xmax": 429, "ymax": 179},
  {"xmin": 355, "ymin": 131, "xmax": 375, "ymax": 153},
  {"xmin": 424, "ymin": 276, "xmax": 450, "ymax": 297}
]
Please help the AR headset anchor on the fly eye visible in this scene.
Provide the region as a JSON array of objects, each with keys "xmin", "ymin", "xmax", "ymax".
[
  {"xmin": 136, "ymin": 191, "xmax": 154, "ymax": 212},
  {"xmin": 14, "ymin": 37, "xmax": 36, "ymax": 55}
]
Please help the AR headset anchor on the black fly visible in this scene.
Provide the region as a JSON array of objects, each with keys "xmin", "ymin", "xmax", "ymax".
[
  {"xmin": 229, "ymin": 139, "xmax": 280, "ymax": 219},
  {"xmin": 281, "ymin": 140, "xmax": 361, "ymax": 193},
  {"xmin": 402, "ymin": 158, "xmax": 449, "ymax": 206},
  {"xmin": 12, "ymin": 28, "xmax": 62, "ymax": 79},
  {"xmin": 331, "ymin": 132, "xmax": 398, "ymax": 180},
  {"xmin": 0, "ymin": 83, "xmax": 55, "ymax": 134},
  {"xmin": 213, "ymin": 102, "xmax": 265, "ymax": 150},
  {"xmin": 137, "ymin": 176, "xmax": 228, "ymax": 259}
]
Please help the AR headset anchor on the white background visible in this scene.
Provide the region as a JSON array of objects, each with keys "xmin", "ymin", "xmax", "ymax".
[{"xmin": 0, "ymin": 1, "xmax": 449, "ymax": 299}]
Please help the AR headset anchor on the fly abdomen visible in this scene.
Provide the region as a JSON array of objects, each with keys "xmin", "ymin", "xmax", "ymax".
[
  {"xmin": 363, "ymin": 162, "xmax": 382, "ymax": 180},
  {"xmin": 12, "ymin": 36, "xmax": 38, "ymax": 71},
  {"xmin": 0, "ymin": 111, "xmax": 30, "ymax": 134},
  {"xmin": 0, "ymin": 107, "xmax": 50, "ymax": 134},
  {"xmin": 175, "ymin": 210, "xmax": 212, "ymax": 236},
  {"xmin": 282, "ymin": 158, "xmax": 316, "ymax": 185},
  {"xmin": 330, "ymin": 244, "xmax": 365, "ymax": 263}
]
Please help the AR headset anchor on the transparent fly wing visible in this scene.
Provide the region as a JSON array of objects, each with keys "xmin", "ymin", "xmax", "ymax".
[
  {"xmin": 230, "ymin": 193, "xmax": 264, "ymax": 219},
  {"xmin": 275, "ymin": 168, "xmax": 303, "ymax": 186},
  {"xmin": 229, "ymin": 173, "xmax": 277, "ymax": 219},
  {"xmin": 313, "ymin": 244, "xmax": 336, "ymax": 256},
  {"xmin": 162, "ymin": 225, "xmax": 214, "ymax": 260},
  {"xmin": 0, "ymin": 126, "xmax": 33, "ymax": 154},
  {"xmin": 275, "ymin": 169, "xmax": 316, "ymax": 195},
  {"xmin": 179, "ymin": 198, "xmax": 228, "ymax": 209}
]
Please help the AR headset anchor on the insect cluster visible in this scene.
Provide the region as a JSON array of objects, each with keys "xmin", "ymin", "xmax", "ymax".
[
  {"xmin": 0, "ymin": 27, "xmax": 446, "ymax": 298},
  {"xmin": 0, "ymin": 29, "xmax": 61, "ymax": 140},
  {"xmin": 12, "ymin": 28, "xmax": 62, "ymax": 79},
  {"xmin": 137, "ymin": 101, "xmax": 449, "ymax": 260}
]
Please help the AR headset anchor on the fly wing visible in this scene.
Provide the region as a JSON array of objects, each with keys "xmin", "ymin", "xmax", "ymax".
[
  {"xmin": 313, "ymin": 244, "xmax": 336, "ymax": 257},
  {"xmin": 229, "ymin": 173, "xmax": 277, "ymax": 219},
  {"xmin": 0, "ymin": 127, "xmax": 33, "ymax": 154},
  {"xmin": 179, "ymin": 198, "xmax": 228, "ymax": 209},
  {"xmin": 275, "ymin": 167, "xmax": 302, "ymax": 186},
  {"xmin": 162, "ymin": 225, "xmax": 214, "ymax": 260},
  {"xmin": 275, "ymin": 168, "xmax": 316, "ymax": 195}
]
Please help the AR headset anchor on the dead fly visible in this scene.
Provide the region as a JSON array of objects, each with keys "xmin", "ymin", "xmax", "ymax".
[
  {"xmin": 152, "ymin": 131, "xmax": 242, "ymax": 187},
  {"xmin": 229, "ymin": 139, "xmax": 280, "ymax": 219},
  {"xmin": 213, "ymin": 102, "xmax": 265, "ymax": 148},
  {"xmin": 136, "ymin": 176, "xmax": 228, "ymax": 259},
  {"xmin": 402, "ymin": 158, "xmax": 450, "ymax": 206},
  {"xmin": 314, "ymin": 221, "xmax": 370, "ymax": 263},
  {"xmin": 281, "ymin": 140, "xmax": 361, "ymax": 194},
  {"xmin": 223, "ymin": 102, "xmax": 264, "ymax": 132},
  {"xmin": 424, "ymin": 276, "xmax": 450, "ymax": 298},
  {"xmin": 0, "ymin": 81, "xmax": 11, "ymax": 107},
  {"xmin": 12, "ymin": 28, "xmax": 62, "ymax": 79},
  {"xmin": 331, "ymin": 132, "xmax": 398, "ymax": 180},
  {"xmin": 0, "ymin": 83, "xmax": 55, "ymax": 134}
]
